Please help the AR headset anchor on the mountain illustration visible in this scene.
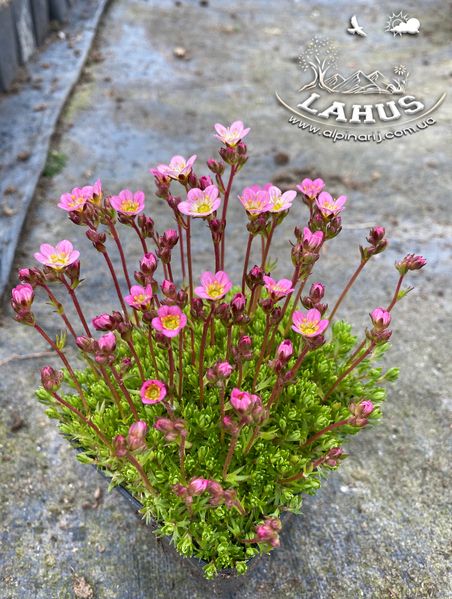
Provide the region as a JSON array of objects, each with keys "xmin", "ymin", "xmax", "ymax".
[{"xmin": 312, "ymin": 69, "xmax": 405, "ymax": 95}]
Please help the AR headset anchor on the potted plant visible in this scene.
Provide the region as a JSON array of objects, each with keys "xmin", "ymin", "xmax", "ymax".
[{"xmin": 11, "ymin": 121, "xmax": 426, "ymax": 579}]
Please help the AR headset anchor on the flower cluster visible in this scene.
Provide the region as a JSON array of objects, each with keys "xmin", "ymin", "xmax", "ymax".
[{"xmin": 13, "ymin": 121, "xmax": 426, "ymax": 578}]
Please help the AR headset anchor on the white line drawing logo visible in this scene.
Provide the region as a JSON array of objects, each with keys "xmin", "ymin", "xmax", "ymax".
[
  {"xmin": 386, "ymin": 11, "xmax": 420, "ymax": 36},
  {"xmin": 347, "ymin": 15, "xmax": 367, "ymax": 37},
  {"xmin": 298, "ymin": 37, "xmax": 409, "ymax": 94}
]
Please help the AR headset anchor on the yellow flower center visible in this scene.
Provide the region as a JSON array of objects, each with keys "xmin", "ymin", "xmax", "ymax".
[
  {"xmin": 145, "ymin": 385, "xmax": 161, "ymax": 400},
  {"xmin": 69, "ymin": 195, "xmax": 85, "ymax": 210},
  {"xmin": 300, "ymin": 320, "xmax": 318, "ymax": 335},
  {"xmin": 271, "ymin": 198, "xmax": 283, "ymax": 211},
  {"xmin": 120, "ymin": 200, "xmax": 139, "ymax": 213},
  {"xmin": 48, "ymin": 252, "xmax": 69, "ymax": 268},
  {"xmin": 206, "ymin": 282, "xmax": 224, "ymax": 298},
  {"xmin": 134, "ymin": 293, "xmax": 146, "ymax": 303},
  {"xmin": 194, "ymin": 200, "xmax": 212, "ymax": 214},
  {"xmin": 161, "ymin": 314, "xmax": 181, "ymax": 330}
]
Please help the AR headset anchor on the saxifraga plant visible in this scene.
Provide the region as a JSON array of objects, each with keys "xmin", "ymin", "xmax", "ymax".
[{"xmin": 12, "ymin": 121, "xmax": 426, "ymax": 578}]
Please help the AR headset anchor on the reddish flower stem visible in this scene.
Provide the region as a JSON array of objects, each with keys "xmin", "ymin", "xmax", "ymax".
[
  {"xmin": 179, "ymin": 435, "xmax": 186, "ymax": 481},
  {"xmin": 386, "ymin": 274, "xmax": 405, "ymax": 312},
  {"xmin": 52, "ymin": 391, "xmax": 111, "ymax": 449},
  {"xmin": 109, "ymin": 363, "xmax": 139, "ymax": 419},
  {"xmin": 61, "ymin": 277, "xmax": 91, "ymax": 336},
  {"xmin": 177, "ymin": 219, "xmax": 187, "ymax": 282},
  {"xmin": 301, "ymin": 418, "xmax": 350, "ymax": 449},
  {"xmin": 131, "ymin": 221, "xmax": 149, "ymax": 254},
  {"xmin": 220, "ymin": 165, "xmax": 237, "ymax": 269},
  {"xmin": 168, "ymin": 342, "xmax": 175, "ymax": 393},
  {"xmin": 329, "ymin": 259, "xmax": 368, "ymax": 322},
  {"xmin": 252, "ymin": 314, "xmax": 271, "ymax": 391},
  {"xmin": 222, "ymin": 430, "xmax": 240, "ymax": 479},
  {"xmin": 34, "ymin": 323, "xmax": 88, "ymax": 412},
  {"xmin": 108, "ymin": 222, "xmax": 133, "ymax": 290},
  {"xmin": 198, "ymin": 306, "xmax": 214, "ymax": 404},
  {"xmin": 41, "ymin": 284, "xmax": 78, "ymax": 340},
  {"xmin": 97, "ymin": 363, "xmax": 125, "ymax": 418},
  {"xmin": 219, "ymin": 385, "xmax": 226, "ymax": 443},
  {"xmin": 241, "ymin": 233, "xmax": 254, "ymax": 294},
  {"xmin": 186, "ymin": 219, "xmax": 194, "ymax": 303},
  {"xmin": 102, "ymin": 251, "xmax": 131, "ymax": 322},
  {"xmin": 261, "ymin": 217, "xmax": 277, "ymax": 269},
  {"xmin": 147, "ymin": 328, "xmax": 159, "ymax": 377},
  {"xmin": 178, "ymin": 333, "xmax": 184, "ymax": 400},
  {"xmin": 125, "ymin": 339, "xmax": 145, "ymax": 381},
  {"xmin": 125, "ymin": 452, "xmax": 156, "ymax": 495},
  {"xmin": 322, "ymin": 342, "xmax": 376, "ymax": 403}
]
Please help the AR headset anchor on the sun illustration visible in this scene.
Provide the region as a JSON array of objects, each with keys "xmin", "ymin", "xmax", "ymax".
[{"xmin": 385, "ymin": 11, "xmax": 409, "ymax": 36}]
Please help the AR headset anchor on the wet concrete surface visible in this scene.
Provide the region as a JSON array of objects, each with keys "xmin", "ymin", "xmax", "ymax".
[{"xmin": 0, "ymin": 0, "xmax": 451, "ymax": 597}]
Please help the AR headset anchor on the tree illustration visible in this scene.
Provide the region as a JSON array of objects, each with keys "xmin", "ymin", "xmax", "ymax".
[{"xmin": 298, "ymin": 37, "xmax": 338, "ymax": 92}]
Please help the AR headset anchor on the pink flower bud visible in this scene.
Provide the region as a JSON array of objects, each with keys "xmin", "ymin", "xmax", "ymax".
[
  {"xmin": 92, "ymin": 313, "xmax": 115, "ymax": 331},
  {"xmin": 11, "ymin": 283, "xmax": 34, "ymax": 309},
  {"xmin": 396, "ymin": 253, "xmax": 427, "ymax": 275},
  {"xmin": 230, "ymin": 292, "xmax": 246, "ymax": 313},
  {"xmin": 127, "ymin": 421, "xmax": 148, "ymax": 451},
  {"xmin": 40, "ymin": 365, "xmax": 64, "ymax": 392},
  {"xmin": 188, "ymin": 478, "xmax": 209, "ymax": 495},
  {"xmin": 230, "ymin": 388, "xmax": 253, "ymax": 413},
  {"xmin": 97, "ymin": 332, "xmax": 117, "ymax": 353},
  {"xmin": 367, "ymin": 226, "xmax": 386, "ymax": 245},
  {"xmin": 161, "ymin": 279, "xmax": 177, "ymax": 299},
  {"xmin": 303, "ymin": 227, "xmax": 324, "ymax": 251},
  {"xmin": 140, "ymin": 252, "xmax": 158, "ymax": 275},
  {"xmin": 162, "ymin": 229, "xmax": 179, "ymax": 248},
  {"xmin": 222, "ymin": 415, "xmax": 239, "ymax": 436},
  {"xmin": 309, "ymin": 282, "xmax": 325, "ymax": 302},
  {"xmin": 370, "ymin": 308, "xmax": 391, "ymax": 330},
  {"xmin": 277, "ymin": 340, "xmax": 293, "ymax": 362},
  {"xmin": 76, "ymin": 336, "xmax": 97, "ymax": 353},
  {"xmin": 217, "ymin": 361, "xmax": 233, "ymax": 379},
  {"xmin": 114, "ymin": 435, "xmax": 127, "ymax": 457},
  {"xmin": 199, "ymin": 175, "xmax": 213, "ymax": 190},
  {"xmin": 207, "ymin": 158, "xmax": 225, "ymax": 175}
]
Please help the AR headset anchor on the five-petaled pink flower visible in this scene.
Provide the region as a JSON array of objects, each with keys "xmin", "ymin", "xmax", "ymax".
[
  {"xmin": 292, "ymin": 308, "xmax": 329, "ymax": 338},
  {"xmin": 238, "ymin": 187, "xmax": 271, "ymax": 215},
  {"xmin": 125, "ymin": 284, "xmax": 153, "ymax": 310},
  {"xmin": 316, "ymin": 192, "xmax": 347, "ymax": 217},
  {"xmin": 110, "ymin": 189, "xmax": 145, "ymax": 215},
  {"xmin": 268, "ymin": 186, "xmax": 297, "ymax": 213},
  {"xmin": 140, "ymin": 379, "xmax": 167, "ymax": 404},
  {"xmin": 195, "ymin": 271, "xmax": 232, "ymax": 301},
  {"xmin": 157, "ymin": 155, "xmax": 197, "ymax": 180},
  {"xmin": 263, "ymin": 276, "xmax": 294, "ymax": 301},
  {"xmin": 178, "ymin": 185, "xmax": 220, "ymax": 217},
  {"xmin": 214, "ymin": 121, "xmax": 250, "ymax": 147},
  {"xmin": 297, "ymin": 178, "xmax": 325, "ymax": 199},
  {"xmin": 230, "ymin": 388, "xmax": 254, "ymax": 413},
  {"xmin": 58, "ymin": 179, "xmax": 102, "ymax": 212},
  {"xmin": 152, "ymin": 305, "xmax": 187, "ymax": 337},
  {"xmin": 34, "ymin": 240, "xmax": 80, "ymax": 270}
]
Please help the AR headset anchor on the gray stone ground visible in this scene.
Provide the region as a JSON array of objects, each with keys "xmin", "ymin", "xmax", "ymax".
[{"xmin": 1, "ymin": 0, "xmax": 451, "ymax": 597}]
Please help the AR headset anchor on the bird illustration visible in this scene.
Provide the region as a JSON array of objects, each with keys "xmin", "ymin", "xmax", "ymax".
[{"xmin": 347, "ymin": 15, "xmax": 367, "ymax": 37}]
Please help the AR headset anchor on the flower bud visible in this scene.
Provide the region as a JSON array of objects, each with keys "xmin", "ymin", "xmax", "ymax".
[
  {"xmin": 309, "ymin": 282, "xmax": 325, "ymax": 302},
  {"xmin": 161, "ymin": 279, "xmax": 177, "ymax": 299},
  {"xmin": 113, "ymin": 435, "xmax": 127, "ymax": 457},
  {"xmin": 188, "ymin": 478, "xmax": 209, "ymax": 495},
  {"xmin": 40, "ymin": 365, "xmax": 64, "ymax": 392},
  {"xmin": 137, "ymin": 215, "xmax": 155, "ymax": 238},
  {"xmin": 207, "ymin": 158, "xmax": 225, "ymax": 175},
  {"xmin": 97, "ymin": 332, "xmax": 117, "ymax": 354},
  {"xmin": 86, "ymin": 229, "xmax": 106, "ymax": 252},
  {"xmin": 127, "ymin": 421, "xmax": 148, "ymax": 451},
  {"xmin": 190, "ymin": 298, "xmax": 205, "ymax": 320},
  {"xmin": 140, "ymin": 252, "xmax": 158, "ymax": 276},
  {"xmin": 18, "ymin": 267, "xmax": 43, "ymax": 286},
  {"xmin": 222, "ymin": 415, "xmax": 239, "ymax": 436},
  {"xmin": 199, "ymin": 175, "xmax": 213, "ymax": 190},
  {"xmin": 76, "ymin": 335, "xmax": 97, "ymax": 353},
  {"xmin": 395, "ymin": 253, "xmax": 427, "ymax": 275},
  {"xmin": 92, "ymin": 313, "xmax": 116, "ymax": 331},
  {"xmin": 277, "ymin": 340, "xmax": 293, "ymax": 362},
  {"xmin": 370, "ymin": 308, "xmax": 391, "ymax": 330},
  {"xmin": 325, "ymin": 447, "xmax": 344, "ymax": 467},
  {"xmin": 161, "ymin": 229, "xmax": 179, "ymax": 249},
  {"xmin": 11, "ymin": 283, "xmax": 34, "ymax": 310},
  {"xmin": 246, "ymin": 265, "xmax": 265, "ymax": 290},
  {"xmin": 349, "ymin": 400, "xmax": 375, "ymax": 426}
]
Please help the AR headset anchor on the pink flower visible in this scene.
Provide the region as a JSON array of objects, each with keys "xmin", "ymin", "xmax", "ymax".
[
  {"xmin": 238, "ymin": 187, "xmax": 271, "ymax": 215},
  {"xmin": 34, "ymin": 240, "xmax": 80, "ymax": 270},
  {"xmin": 349, "ymin": 400, "xmax": 375, "ymax": 426},
  {"xmin": 110, "ymin": 189, "xmax": 145, "ymax": 215},
  {"xmin": 396, "ymin": 254, "xmax": 427, "ymax": 275},
  {"xmin": 127, "ymin": 421, "xmax": 148, "ymax": 451},
  {"xmin": 58, "ymin": 187, "xmax": 89, "ymax": 212},
  {"xmin": 217, "ymin": 361, "xmax": 233, "ymax": 378},
  {"xmin": 214, "ymin": 121, "xmax": 250, "ymax": 147},
  {"xmin": 140, "ymin": 379, "xmax": 167, "ymax": 404},
  {"xmin": 125, "ymin": 284, "xmax": 153, "ymax": 310},
  {"xmin": 297, "ymin": 178, "xmax": 325, "ymax": 199},
  {"xmin": 157, "ymin": 154, "xmax": 197, "ymax": 180},
  {"xmin": 255, "ymin": 518, "xmax": 281, "ymax": 547},
  {"xmin": 303, "ymin": 227, "xmax": 324, "ymax": 251},
  {"xmin": 178, "ymin": 185, "xmax": 220, "ymax": 217},
  {"xmin": 97, "ymin": 332, "xmax": 116, "ymax": 353},
  {"xmin": 195, "ymin": 271, "xmax": 232, "ymax": 301},
  {"xmin": 188, "ymin": 478, "xmax": 209, "ymax": 495},
  {"xmin": 316, "ymin": 192, "xmax": 347, "ymax": 217},
  {"xmin": 230, "ymin": 388, "xmax": 253, "ymax": 413},
  {"xmin": 151, "ymin": 305, "xmax": 187, "ymax": 338},
  {"xmin": 370, "ymin": 308, "xmax": 391, "ymax": 330},
  {"xmin": 154, "ymin": 417, "xmax": 187, "ymax": 441},
  {"xmin": 359, "ymin": 400, "xmax": 375, "ymax": 416},
  {"xmin": 292, "ymin": 308, "xmax": 329, "ymax": 338},
  {"xmin": 268, "ymin": 186, "xmax": 297, "ymax": 213},
  {"xmin": 263, "ymin": 276, "xmax": 294, "ymax": 301},
  {"xmin": 11, "ymin": 283, "xmax": 34, "ymax": 308}
]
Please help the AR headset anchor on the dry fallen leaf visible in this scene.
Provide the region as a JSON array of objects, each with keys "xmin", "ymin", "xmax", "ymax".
[{"xmin": 73, "ymin": 574, "xmax": 94, "ymax": 599}]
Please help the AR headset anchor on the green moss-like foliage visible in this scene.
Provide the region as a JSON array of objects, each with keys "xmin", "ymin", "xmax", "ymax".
[{"xmin": 36, "ymin": 303, "xmax": 398, "ymax": 579}]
